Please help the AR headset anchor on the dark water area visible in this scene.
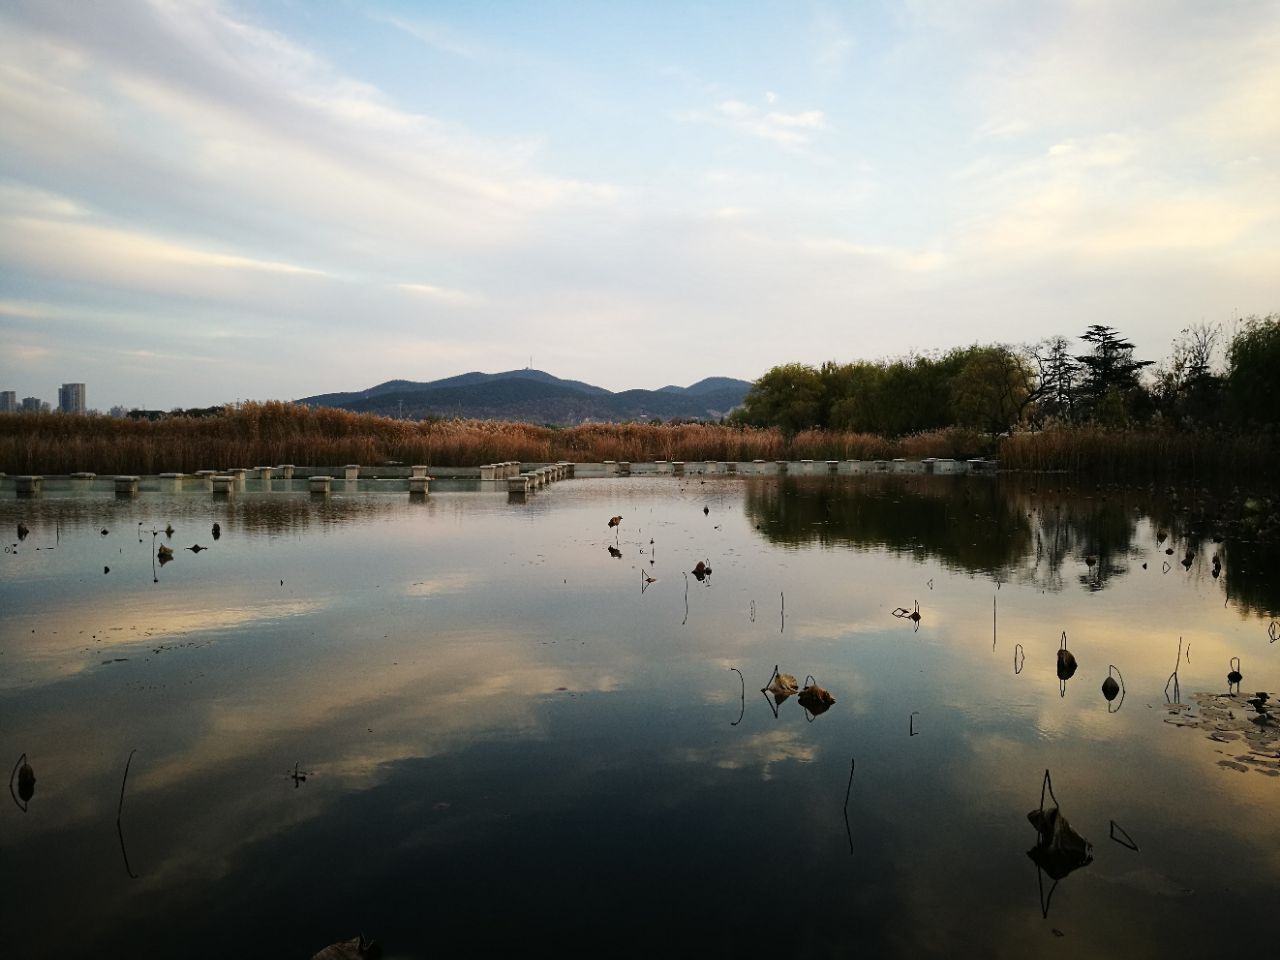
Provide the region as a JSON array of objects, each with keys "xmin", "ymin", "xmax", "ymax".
[{"xmin": 2, "ymin": 475, "xmax": 1278, "ymax": 957}]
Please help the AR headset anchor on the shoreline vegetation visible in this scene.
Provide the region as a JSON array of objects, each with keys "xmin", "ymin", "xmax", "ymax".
[
  {"xmin": 0, "ymin": 402, "xmax": 1276, "ymax": 481},
  {"xmin": 4, "ymin": 317, "xmax": 1276, "ymax": 485}
]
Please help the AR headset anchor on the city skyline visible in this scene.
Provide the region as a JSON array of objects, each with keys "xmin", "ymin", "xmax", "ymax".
[{"xmin": 1, "ymin": 1, "xmax": 1277, "ymax": 410}]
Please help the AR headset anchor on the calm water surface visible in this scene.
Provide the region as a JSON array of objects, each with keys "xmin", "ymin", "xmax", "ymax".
[{"xmin": 2, "ymin": 475, "xmax": 1278, "ymax": 957}]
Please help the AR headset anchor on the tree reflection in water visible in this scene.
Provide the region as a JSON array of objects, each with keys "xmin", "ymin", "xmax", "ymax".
[{"xmin": 742, "ymin": 474, "xmax": 1280, "ymax": 615}]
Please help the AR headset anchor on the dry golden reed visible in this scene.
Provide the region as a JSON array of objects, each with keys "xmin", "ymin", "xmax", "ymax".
[{"xmin": 3, "ymin": 404, "xmax": 1266, "ymax": 478}]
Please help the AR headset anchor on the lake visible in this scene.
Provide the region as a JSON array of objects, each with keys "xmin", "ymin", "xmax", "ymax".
[{"xmin": 2, "ymin": 473, "xmax": 1278, "ymax": 957}]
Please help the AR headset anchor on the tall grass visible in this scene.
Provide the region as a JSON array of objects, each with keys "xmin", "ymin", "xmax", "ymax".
[
  {"xmin": 997, "ymin": 426, "xmax": 1278, "ymax": 480},
  {"xmin": 1, "ymin": 404, "xmax": 789, "ymax": 473},
  {"xmin": 2, "ymin": 405, "xmax": 1269, "ymax": 478}
]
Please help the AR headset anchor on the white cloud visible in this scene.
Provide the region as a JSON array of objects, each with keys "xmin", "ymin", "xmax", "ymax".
[{"xmin": 693, "ymin": 95, "xmax": 830, "ymax": 147}]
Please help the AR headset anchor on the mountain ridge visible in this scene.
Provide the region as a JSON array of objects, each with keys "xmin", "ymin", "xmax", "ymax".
[{"xmin": 296, "ymin": 369, "xmax": 753, "ymax": 424}]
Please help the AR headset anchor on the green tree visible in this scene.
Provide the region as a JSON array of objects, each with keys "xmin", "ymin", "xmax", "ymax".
[
  {"xmin": 949, "ymin": 345, "xmax": 1037, "ymax": 433},
  {"xmin": 1152, "ymin": 323, "xmax": 1224, "ymax": 424},
  {"xmin": 1075, "ymin": 325, "xmax": 1152, "ymax": 422},
  {"xmin": 734, "ymin": 363, "xmax": 825, "ymax": 433},
  {"xmin": 1226, "ymin": 313, "xmax": 1280, "ymax": 427},
  {"xmin": 1033, "ymin": 336, "xmax": 1080, "ymax": 424}
]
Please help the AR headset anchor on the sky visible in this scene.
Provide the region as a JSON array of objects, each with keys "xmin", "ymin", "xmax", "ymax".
[{"xmin": 0, "ymin": 0, "xmax": 1277, "ymax": 411}]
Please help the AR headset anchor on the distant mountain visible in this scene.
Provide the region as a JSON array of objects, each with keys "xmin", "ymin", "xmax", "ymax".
[{"xmin": 296, "ymin": 369, "xmax": 753, "ymax": 424}]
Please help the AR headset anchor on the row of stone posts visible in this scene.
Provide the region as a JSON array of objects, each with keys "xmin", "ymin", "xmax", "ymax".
[
  {"xmin": 507, "ymin": 462, "xmax": 573, "ymax": 499},
  {"xmin": 7, "ymin": 458, "xmax": 996, "ymax": 500},
  {"xmin": 479, "ymin": 462, "xmax": 521, "ymax": 481}
]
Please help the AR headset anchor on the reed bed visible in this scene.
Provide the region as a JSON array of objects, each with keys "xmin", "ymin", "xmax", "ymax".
[
  {"xmin": 3, "ymin": 405, "xmax": 1270, "ymax": 478},
  {"xmin": 0, "ymin": 405, "xmax": 788, "ymax": 473},
  {"xmin": 997, "ymin": 426, "xmax": 1278, "ymax": 480}
]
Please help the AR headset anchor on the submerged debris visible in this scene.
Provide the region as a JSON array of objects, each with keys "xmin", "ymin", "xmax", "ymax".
[
  {"xmin": 1172, "ymin": 693, "xmax": 1280, "ymax": 776},
  {"xmin": 891, "ymin": 601, "xmax": 922, "ymax": 631},
  {"xmin": 691, "ymin": 560, "xmax": 712, "ymax": 581},
  {"xmin": 1027, "ymin": 770, "xmax": 1092, "ymax": 918}
]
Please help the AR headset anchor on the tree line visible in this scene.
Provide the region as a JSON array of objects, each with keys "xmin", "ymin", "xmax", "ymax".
[{"xmin": 732, "ymin": 314, "xmax": 1279, "ymax": 436}]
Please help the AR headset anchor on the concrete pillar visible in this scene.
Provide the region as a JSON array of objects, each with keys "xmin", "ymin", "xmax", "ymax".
[
  {"xmin": 409, "ymin": 476, "xmax": 429, "ymax": 496},
  {"xmin": 15, "ymin": 475, "xmax": 43, "ymax": 497},
  {"xmin": 114, "ymin": 475, "xmax": 140, "ymax": 497},
  {"xmin": 673, "ymin": 461, "xmax": 685, "ymax": 476},
  {"xmin": 256, "ymin": 466, "xmax": 274, "ymax": 481},
  {"xmin": 309, "ymin": 476, "xmax": 332, "ymax": 496},
  {"xmin": 923, "ymin": 458, "xmax": 937, "ymax": 474},
  {"xmin": 229, "ymin": 468, "xmax": 248, "ymax": 489},
  {"xmin": 510, "ymin": 461, "xmax": 522, "ymax": 478},
  {"xmin": 212, "ymin": 475, "xmax": 236, "ymax": 497},
  {"xmin": 618, "ymin": 461, "xmax": 630, "ymax": 476},
  {"xmin": 70, "ymin": 471, "xmax": 96, "ymax": 481},
  {"xmin": 892, "ymin": 458, "xmax": 906, "ymax": 473},
  {"xmin": 507, "ymin": 475, "xmax": 529, "ymax": 497},
  {"xmin": 775, "ymin": 460, "xmax": 788, "ymax": 474},
  {"xmin": 726, "ymin": 462, "xmax": 737, "ymax": 474},
  {"xmin": 344, "ymin": 465, "xmax": 360, "ymax": 481},
  {"xmin": 874, "ymin": 460, "xmax": 888, "ymax": 472},
  {"xmin": 604, "ymin": 460, "xmax": 618, "ymax": 476},
  {"xmin": 278, "ymin": 464, "xmax": 295, "ymax": 480},
  {"xmin": 159, "ymin": 472, "xmax": 183, "ymax": 492},
  {"xmin": 480, "ymin": 464, "xmax": 496, "ymax": 481},
  {"xmin": 195, "ymin": 469, "xmax": 218, "ymax": 479},
  {"xmin": 411, "ymin": 465, "xmax": 429, "ymax": 478}
]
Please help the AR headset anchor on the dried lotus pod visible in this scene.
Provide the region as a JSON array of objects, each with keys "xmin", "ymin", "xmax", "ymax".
[
  {"xmin": 766, "ymin": 672, "xmax": 799, "ymax": 698},
  {"xmin": 798, "ymin": 684, "xmax": 835, "ymax": 715},
  {"xmin": 1056, "ymin": 648, "xmax": 1078, "ymax": 681},
  {"xmin": 18, "ymin": 759, "xmax": 35, "ymax": 802}
]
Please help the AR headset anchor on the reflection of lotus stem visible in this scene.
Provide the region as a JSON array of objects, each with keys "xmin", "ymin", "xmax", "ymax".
[
  {"xmin": 1164, "ymin": 637, "xmax": 1184, "ymax": 702},
  {"xmin": 9, "ymin": 752, "xmax": 29, "ymax": 813},
  {"xmin": 117, "ymin": 749, "xmax": 138, "ymax": 880},
  {"xmin": 729, "ymin": 668, "xmax": 744, "ymax": 726},
  {"xmin": 117, "ymin": 748, "xmax": 135, "ymax": 820},
  {"xmin": 844, "ymin": 756, "xmax": 856, "ymax": 856}
]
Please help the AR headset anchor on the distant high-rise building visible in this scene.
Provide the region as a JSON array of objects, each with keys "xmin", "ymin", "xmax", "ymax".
[
  {"xmin": 0, "ymin": 390, "xmax": 16, "ymax": 413},
  {"xmin": 58, "ymin": 382, "xmax": 86, "ymax": 414},
  {"xmin": 21, "ymin": 396, "xmax": 42, "ymax": 413}
]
